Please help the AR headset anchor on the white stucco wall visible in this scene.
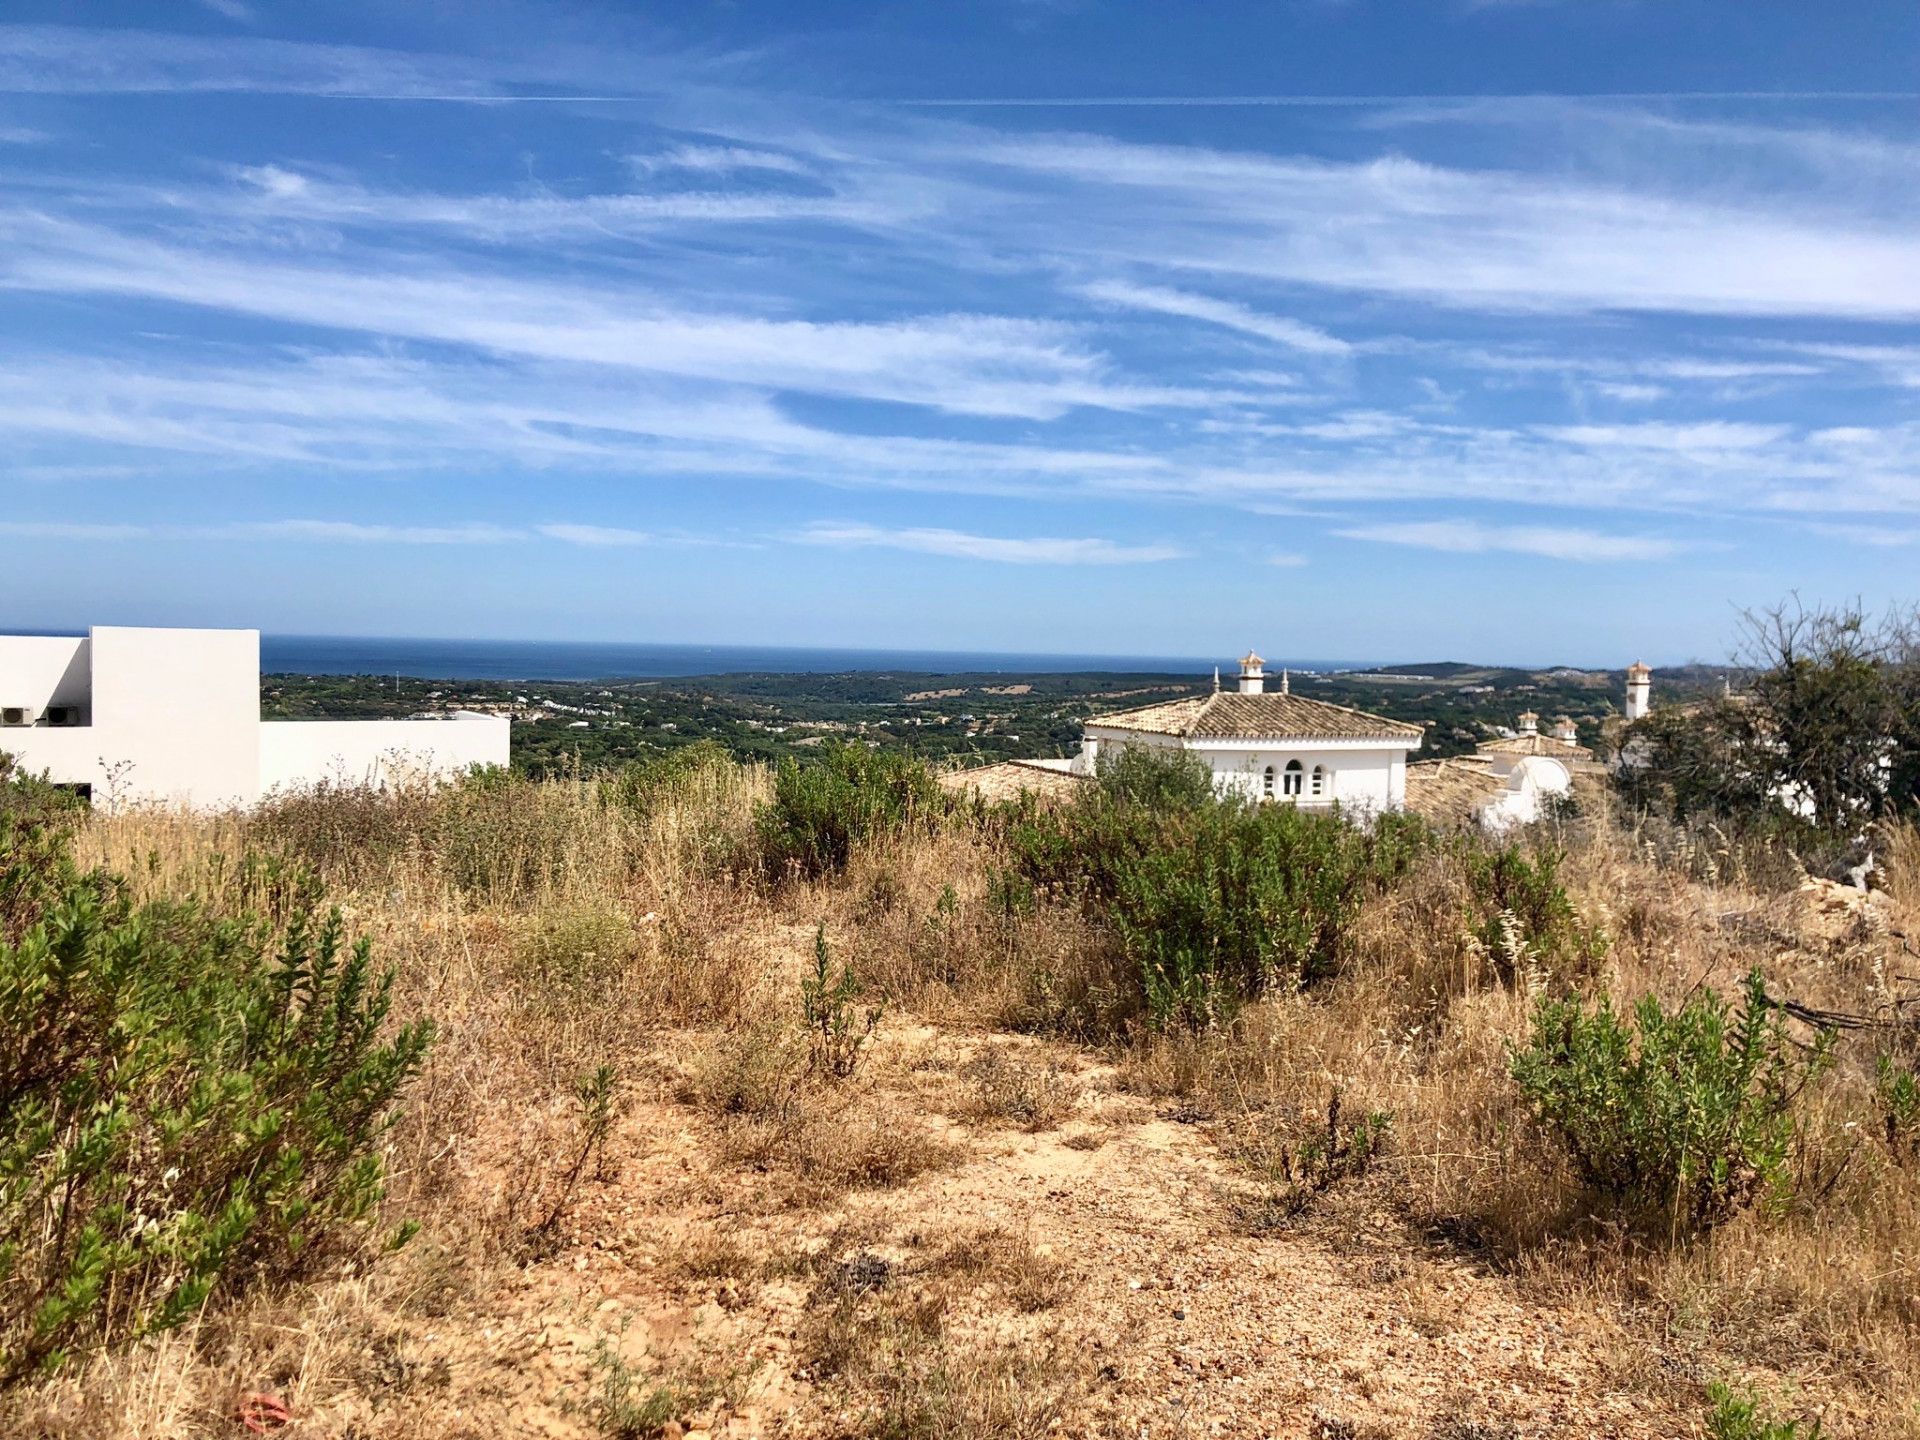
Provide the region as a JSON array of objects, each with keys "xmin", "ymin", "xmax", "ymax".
[
  {"xmin": 1, "ymin": 627, "xmax": 260, "ymax": 805},
  {"xmin": 260, "ymin": 714, "xmax": 509, "ymax": 793},
  {"xmin": 96, "ymin": 626, "xmax": 263, "ymax": 806},
  {"xmin": 1478, "ymin": 756, "xmax": 1572, "ymax": 832},
  {"xmin": 2, "ymin": 626, "xmax": 510, "ymax": 808},
  {"xmin": 0, "ymin": 635, "xmax": 91, "ymax": 718},
  {"xmin": 1079, "ymin": 727, "xmax": 1412, "ymax": 813}
]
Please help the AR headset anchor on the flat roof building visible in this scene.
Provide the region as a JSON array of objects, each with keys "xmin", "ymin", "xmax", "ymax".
[{"xmin": 0, "ymin": 626, "xmax": 508, "ymax": 809}]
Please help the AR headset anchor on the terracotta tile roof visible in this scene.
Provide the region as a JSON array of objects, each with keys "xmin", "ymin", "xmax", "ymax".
[
  {"xmin": 1404, "ymin": 756, "xmax": 1504, "ymax": 827},
  {"xmin": 938, "ymin": 758, "xmax": 1089, "ymax": 803},
  {"xmin": 1085, "ymin": 691, "xmax": 1423, "ymax": 742},
  {"xmin": 1476, "ymin": 733, "xmax": 1595, "ymax": 760}
]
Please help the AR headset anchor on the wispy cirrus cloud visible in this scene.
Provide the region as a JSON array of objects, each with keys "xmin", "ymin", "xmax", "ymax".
[
  {"xmin": 1336, "ymin": 520, "xmax": 1683, "ymax": 562},
  {"xmin": 796, "ymin": 521, "xmax": 1185, "ymax": 564},
  {"xmin": 537, "ymin": 523, "xmax": 654, "ymax": 547},
  {"xmin": 1078, "ymin": 279, "xmax": 1351, "ymax": 355},
  {"xmin": 0, "ymin": 517, "xmax": 523, "ymax": 544}
]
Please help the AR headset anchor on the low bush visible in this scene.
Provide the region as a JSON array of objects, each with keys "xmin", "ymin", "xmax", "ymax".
[
  {"xmin": 1875, "ymin": 1052, "xmax": 1919, "ymax": 1161},
  {"xmin": 759, "ymin": 743, "xmax": 943, "ymax": 881},
  {"xmin": 1705, "ymin": 1380, "xmax": 1824, "ymax": 1440},
  {"xmin": 802, "ymin": 928, "xmax": 881, "ymax": 1081},
  {"xmin": 0, "ymin": 753, "xmax": 88, "ymax": 944},
  {"xmin": 0, "ymin": 767, "xmax": 429, "ymax": 1383},
  {"xmin": 1462, "ymin": 843, "xmax": 1601, "ymax": 975},
  {"xmin": 1511, "ymin": 970, "xmax": 1825, "ymax": 1233},
  {"xmin": 1008, "ymin": 760, "xmax": 1430, "ymax": 1024}
]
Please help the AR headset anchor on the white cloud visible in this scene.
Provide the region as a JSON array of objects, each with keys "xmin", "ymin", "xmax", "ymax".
[
  {"xmin": 1266, "ymin": 553, "xmax": 1309, "ymax": 567},
  {"xmin": 978, "ymin": 135, "xmax": 1920, "ymax": 320},
  {"xmin": 0, "ymin": 520, "xmax": 150, "ymax": 540},
  {"xmin": 0, "ymin": 212, "xmax": 1243, "ymax": 421},
  {"xmin": 628, "ymin": 144, "xmax": 812, "ymax": 177},
  {"xmin": 1589, "ymin": 381, "xmax": 1667, "ymax": 403},
  {"xmin": 538, "ymin": 523, "xmax": 653, "ymax": 546},
  {"xmin": 1336, "ymin": 520, "xmax": 1682, "ymax": 562},
  {"xmin": 237, "ymin": 519, "xmax": 521, "ymax": 544},
  {"xmin": 0, "ymin": 125, "xmax": 46, "ymax": 143},
  {"xmin": 1078, "ymin": 280, "xmax": 1351, "ymax": 355},
  {"xmin": 0, "ymin": 517, "xmax": 523, "ymax": 544},
  {"xmin": 796, "ymin": 521, "xmax": 1184, "ymax": 564},
  {"xmin": 1809, "ymin": 522, "xmax": 1920, "ymax": 548},
  {"xmin": 1535, "ymin": 421, "xmax": 1791, "ymax": 452}
]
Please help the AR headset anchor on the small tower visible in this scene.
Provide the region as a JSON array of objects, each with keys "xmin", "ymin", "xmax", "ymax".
[
  {"xmin": 1238, "ymin": 650, "xmax": 1265, "ymax": 696},
  {"xmin": 1517, "ymin": 710, "xmax": 1539, "ymax": 736},
  {"xmin": 1625, "ymin": 661, "xmax": 1652, "ymax": 722},
  {"xmin": 1552, "ymin": 715, "xmax": 1579, "ymax": 744}
]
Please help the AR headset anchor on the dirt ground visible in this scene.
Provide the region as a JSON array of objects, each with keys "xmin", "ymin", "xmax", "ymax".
[{"xmin": 297, "ymin": 1020, "xmax": 1706, "ymax": 1440}]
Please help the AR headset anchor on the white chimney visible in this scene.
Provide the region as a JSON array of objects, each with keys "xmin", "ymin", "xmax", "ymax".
[
  {"xmin": 1625, "ymin": 662, "xmax": 1652, "ymax": 721},
  {"xmin": 1517, "ymin": 710, "xmax": 1539, "ymax": 736},
  {"xmin": 1237, "ymin": 650, "xmax": 1265, "ymax": 695},
  {"xmin": 1552, "ymin": 716, "xmax": 1578, "ymax": 744}
]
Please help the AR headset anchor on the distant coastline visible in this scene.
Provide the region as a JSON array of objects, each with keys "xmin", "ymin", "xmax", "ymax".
[{"xmin": 258, "ymin": 635, "xmax": 1376, "ymax": 682}]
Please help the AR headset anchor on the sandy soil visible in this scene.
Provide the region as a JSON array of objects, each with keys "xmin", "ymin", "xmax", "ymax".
[{"xmin": 296, "ymin": 1020, "xmax": 1704, "ymax": 1440}]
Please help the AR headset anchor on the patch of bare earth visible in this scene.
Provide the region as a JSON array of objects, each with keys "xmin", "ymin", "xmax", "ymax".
[{"xmin": 284, "ymin": 1008, "xmax": 1690, "ymax": 1440}]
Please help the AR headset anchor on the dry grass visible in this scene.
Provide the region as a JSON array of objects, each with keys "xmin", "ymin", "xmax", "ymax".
[
  {"xmin": 14, "ymin": 765, "xmax": 1920, "ymax": 1436},
  {"xmin": 954, "ymin": 1044, "xmax": 1078, "ymax": 1130},
  {"xmin": 794, "ymin": 1224, "xmax": 1086, "ymax": 1439}
]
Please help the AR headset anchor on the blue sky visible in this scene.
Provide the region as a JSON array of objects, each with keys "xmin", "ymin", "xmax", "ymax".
[{"xmin": 4, "ymin": 3, "xmax": 1920, "ymax": 664}]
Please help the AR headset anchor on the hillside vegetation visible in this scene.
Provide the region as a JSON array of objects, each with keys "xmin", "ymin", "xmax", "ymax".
[{"xmin": 3, "ymin": 734, "xmax": 1918, "ymax": 1438}]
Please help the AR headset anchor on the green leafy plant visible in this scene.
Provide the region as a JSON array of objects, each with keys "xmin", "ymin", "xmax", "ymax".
[
  {"xmin": 1511, "ymin": 970, "xmax": 1826, "ymax": 1232},
  {"xmin": 585, "ymin": 1336, "xmax": 689, "ymax": 1439},
  {"xmin": 758, "ymin": 743, "xmax": 943, "ymax": 881},
  {"xmin": 1706, "ymin": 1380, "xmax": 1823, "ymax": 1440},
  {"xmin": 1875, "ymin": 1053, "xmax": 1920, "ymax": 1162},
  {"xmin": 0, "ymin": 860, "xmax": 430, "ymax": 1383},
  {"xmin": 1008, "ymin": 769, "xmax": 1429, "ymax": 1025},
  {"xmin": 1462, "ymin": 843, "xmax": 1598, "ymax": 973},
  {"xmin": 801, "ymin": 927, "xmax": 880, "ymax": 1080},
  {"xmin": 532, "ymin": 1064, "xmax": 623, "ymax": 1248},
  {"xmin": 0, "ymin": 752, "xmax": 90, "ymax": 945}
]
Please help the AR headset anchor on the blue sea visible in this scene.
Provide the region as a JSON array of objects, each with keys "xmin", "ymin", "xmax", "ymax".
[{"xmin": 261, "ymin": 635, "xmax": 1370, "ymax": 682}]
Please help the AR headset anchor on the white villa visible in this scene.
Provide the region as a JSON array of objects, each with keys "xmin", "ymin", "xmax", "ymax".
[
  {"xmin": 1027, "ymin": 651, "xmax": 1426, "ymax": 812},
  {"xmin": 1, "ymin": 626, "xmax": 508, "ymax": 809},
  {"xmin": 1406, "ymin": 706, "xmax": 1600, "ymax": 832}
]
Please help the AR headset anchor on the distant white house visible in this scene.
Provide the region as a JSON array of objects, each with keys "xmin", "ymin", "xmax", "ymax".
[
  {"xmin": 1407, "ymin": 699, "xmax": 1608, "ymax": 832},
  {"xmin": 1029, "ymin": 651, "xmax": 1425, "ymax": 813},
  {"xmin": 1, "ymin": 626, "xmax": 508, "ymax": 809}
]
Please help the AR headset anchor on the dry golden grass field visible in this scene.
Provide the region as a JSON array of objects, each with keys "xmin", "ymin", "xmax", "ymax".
[{"xmin": 5, "ymin": 760, "xmax": 1918, "ymax": 1440}]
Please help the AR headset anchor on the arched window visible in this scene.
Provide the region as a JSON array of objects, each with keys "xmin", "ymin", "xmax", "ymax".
[
  {"xmin": 1282, "ymin": 759, "xmax": 1304, "ymax": 797},
  {"xmin": 1262, "ymin": 765, "xmax": 1275, "ymax": 798},
  {"xmin": 1311, "ymin": 764, "xmax": 1327, "ymax": 798}
]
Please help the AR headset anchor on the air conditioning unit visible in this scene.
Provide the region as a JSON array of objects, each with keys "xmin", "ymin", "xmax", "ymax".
[
  {"xmin": 1, "ymin": 704, "xmax": 41, "ymax": 727},
  {"xmin": 44, "ymin": 705, "xmax": 81, "ymax": 727}
]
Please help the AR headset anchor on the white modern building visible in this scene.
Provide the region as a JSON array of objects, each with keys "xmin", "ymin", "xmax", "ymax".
[
  {"xmin": 0, "ymin": 626, "xmax": 509, "ymax": 809},
  {"xmin": 1053, "ymin": 651, "xmax": 1425, "ymax": 812}
]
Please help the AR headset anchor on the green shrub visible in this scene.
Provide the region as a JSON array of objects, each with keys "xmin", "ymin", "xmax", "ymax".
[
  {"xmin": 509, "ymin": 902, "xmax": 636, "ymax": 1004},
  {"xmin": 1511, "ymin": 970, "xmax": 1825, "ymax": 1232},
  {"xmin": 802, "ymin": 927, "xmax": 880, "ymax": 1080},
  {"xmin": 1706, "ymin": 1380, "xmax": 1823, "ymax": 1440},
  {"xmin": 1875, "ymin": 1053, "xmax": 1920, "ymax": 1161},
  {"xmin": 1462, "ymin": 843, "xmax": 1601, "ymax": 974},
  {"xmin": 758, "ymin": 743, "xmax": 942, "ymax": 881},
  {"xmin": 0, "ymin": 788, "xmax": 429, "ymax": 1383},
  {"xmin": 1094, "ymin": 746, "xmax": 1216, "ymax": 810},
  {"xmin": 1008, "ymin": 779, "xmax": 1428, "ymax": 1025},
  {"xmin": 602, "ymin": 740, "xmax": 735, "ymax": 820},
  {"xmin": 0, "ymin": 754, "xmax": 88, "ymax": 945}
]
